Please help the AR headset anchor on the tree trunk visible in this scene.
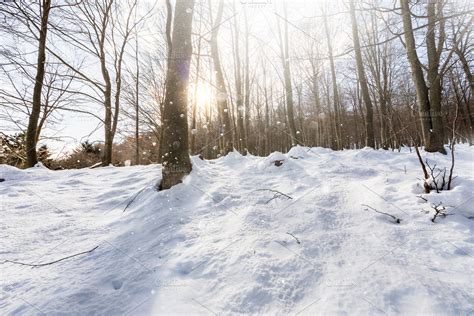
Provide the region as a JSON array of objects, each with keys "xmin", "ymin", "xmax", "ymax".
[
  {"xmin": 99, "ymin": 1, "xmax": 114, "ymax": 166},
  {"xmin": 323, "ymin": 11, "xmax": 342, "ymax": 149},
  {"xmin": 134, "ymin": 36, "xmax": 140, "ymax": 165},
  {"xmin": 455, "ymin": 46, "xmax": 473, "ymax": 97},
  {"xmin": 426, "ymin": 1, "xmax": 446, "ymax": 153},
  {"xmin": 160, "ymin": 0, "xmax": 194, "ymax": 190},
  {"xmin": 350, "ymin": 0, "xmax": 375, "ymax": 148},
  {"xmin": 243, "ymin": 8, "xmax": 250, "ymax": 154},
  {"xmin": 210, "ymin": 0, "xmax": 233, "ymax": 155},
  {"xmin": 278, "ymin": 3, "xmax": 299, "ymax": 146},
  {"xmin": 232, "ymin": 9, "xmax": 246, "ymax": 154},
  {"xmin": 400, "ymin": 0, "xmax": 446, "ymax": 153},
  {"xmin": 26, "ymin": 0, "xmax": 51, "ymax": 168},
  {"xmin": 190, "ymin": 5, "xmax": 203, "ymax": 155}
]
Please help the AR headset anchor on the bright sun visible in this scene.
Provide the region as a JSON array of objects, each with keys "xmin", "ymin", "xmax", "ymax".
[{"xmin": 191, "ymin": 82, "xmax": 212, "ymax": 110}]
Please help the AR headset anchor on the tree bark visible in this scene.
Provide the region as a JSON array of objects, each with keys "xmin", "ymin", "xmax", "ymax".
[
  {"xmin": 400, "ymin": 0, "xmax": 446, "ymax": 153},
  {"xmin": 160, "ymin": 0, "xmax": 195, "ymax": 190},
  {"xmin": 26, "ymin": 0, "xmax": 51, "ymax": 167},
  {"xmin": 426, "ymin": 1, "xmax": 446, "ymax": 153}
]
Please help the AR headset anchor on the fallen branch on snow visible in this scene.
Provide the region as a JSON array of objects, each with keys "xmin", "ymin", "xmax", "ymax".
[
  {"xmin": 2, "ymin": 245, "xmax": 99, "ymax": 267},
  {"xmin": 362, "ymin": 204, "xmax": 402, "ymax": 224},
  {"xmin": 286, "ymin": 232, "xmax": 301, "ymax": 244},
  {"xmin": 416, "ymin": 195, "xmax": 428, "ymax": 202},
  {"xmin": 255, "ymin": 189, "xmax": 292, "ymax": 204},
  {"xmin": 123, "ymin": 185, "xmax": 150, "ymax": 212}
]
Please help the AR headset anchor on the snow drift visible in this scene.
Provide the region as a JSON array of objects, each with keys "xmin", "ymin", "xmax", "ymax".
[{"xmin": 1, "ymin": 145, "xmax": 473, "ymax": 315}]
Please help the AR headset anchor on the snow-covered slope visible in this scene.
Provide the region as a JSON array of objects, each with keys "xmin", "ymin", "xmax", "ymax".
[{"xmin": 1, "ymin": 145, "xmax": 473, "ymax": 315}]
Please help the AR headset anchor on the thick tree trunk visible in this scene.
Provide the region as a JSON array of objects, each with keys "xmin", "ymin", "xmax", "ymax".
[
  {"xmin": 426, "ymin": 1, "xmax": 446, "ymax": 153},
  {"xmin": 350, "ymin": 0, "xmax": 375, "ymax": 148},
  {"xmin": 160, "ymin": 0, "xmax": 194, "ymax": 190},
  {"xmin": 400, "ymin": 0, "xmax": 431, "ymax": 148},
  {"xmin": 400, "ymin": 0, "xmax": 446, "ymax": 153},
  {"xmin": 26, "ymin": 0, "xmax": 51, "ymax": 168}
]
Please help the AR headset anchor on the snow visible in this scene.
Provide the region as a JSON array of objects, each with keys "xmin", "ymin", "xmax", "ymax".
[{"xmin": 1, "ymin": 145, "xmax": 473, "ymax": 315}]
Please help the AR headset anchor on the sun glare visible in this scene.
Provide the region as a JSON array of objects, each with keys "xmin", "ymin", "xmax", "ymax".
[{"xmin": 191, "ymin": 82, "xmax": 212, "ymax": 110}]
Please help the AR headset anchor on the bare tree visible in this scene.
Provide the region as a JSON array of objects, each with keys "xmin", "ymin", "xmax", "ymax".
[
  {"xmin": 322, "ymin": 9, "xmax": 342, "ymax": 149},
  {"xmin": 0, "ymin": 0, "xmax": 52, "ymax": 167},
  {"xmin": 277, "ymin": 3, "xmax": 299, "ymax": 146},
  {"xmin": 46, "ymin": 0, "xmax": 141, "ymax": 165},
  {"xmin": 210, "ymin": 0, "xmax": 233, "ymax": 155},
  {"xmin": 231, "ymin": 5, "xmax": 246, "ymax": 154},
  {"xmin": 350, "ymin": 0, "xmax": 375, "ymax": 148}
]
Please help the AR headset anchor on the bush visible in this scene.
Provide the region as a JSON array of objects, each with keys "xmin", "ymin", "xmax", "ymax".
[
  {"xmin": 0, "ymin": 133, "xmax": 52, "ymax": 168},
  {"xmin": 50, "ymin": 141, "xmax": 102, "ymax": 169}
]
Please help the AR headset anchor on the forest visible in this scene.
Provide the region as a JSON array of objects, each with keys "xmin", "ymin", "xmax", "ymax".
[{"xmin": 1, "ymin": 0, "xmax": 473, "ymax": 315}]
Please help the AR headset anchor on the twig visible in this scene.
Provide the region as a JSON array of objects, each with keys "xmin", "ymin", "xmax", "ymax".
[
  {"xmin": 416, "ymin": 195, "xmax": 428, "ymax": 202},
  {"xmin": 431, "ymin": 202, "xmax": 449, "ymax": 223},
  {"xmin": 426, "ymin": 160, "xmax": 440, "ymax": 193},
  {"xmin": 415, "ymin": 145, "xmax": 430, "ymax": 193},
  {"xmin": 448, "ymin": 99, "xmax": 459, "ymax": 190},
  {"xmin": 415, "ymin": 145, "xmax": 429, "ymax": 179},
  {"xmin": 440, "ymin": 167, "xmax": 447, "ymax": 190},
  {"xmin": 123, "ymin": 184, "xmax": 150, "ymax": 212},
  {"xmin": 255, "ymin": 189, "xmax": 293, "ymax": 204},
  {"xmin": 362, "ymin": 204, "xmax": 402, "ymax": 223},
  {"xmin": 286, "ymin": 232, "xmax": 301, "ymax": 244},
  {"xmin": 447, "ymin": 141, "xmax": 455, "ymax": 190},
  {"xmin": 2, "ymin": 245, "xmax": 99, "ymax": 267}
]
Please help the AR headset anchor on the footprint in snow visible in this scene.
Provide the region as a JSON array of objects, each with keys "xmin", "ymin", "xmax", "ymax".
[{"xmin": 112, "ymin": 280, "xmax": 123, "ymax": 290}]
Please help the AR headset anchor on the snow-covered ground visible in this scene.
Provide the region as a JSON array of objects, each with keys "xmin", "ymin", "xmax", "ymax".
[{"xmin": 1, "ymin": 145, "xmax": 473, "ymax": 315}]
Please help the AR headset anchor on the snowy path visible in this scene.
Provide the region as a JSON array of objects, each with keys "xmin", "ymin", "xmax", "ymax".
[{"xmin": 1, "ymin": 146, "xmax": 473, "ymax": 315}]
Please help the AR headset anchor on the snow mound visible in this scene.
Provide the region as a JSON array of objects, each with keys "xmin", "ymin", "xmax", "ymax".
[
  {"xmin": 0, "ymin": 164, "xmax": 24, "ymax": 181},
  {"xmin": 286, "ymin": 145, "xmax": 311, "ymax": 159},
  {"xmin": 256, "ymin": 151, "xmax": 304, "ymax": 174}
]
